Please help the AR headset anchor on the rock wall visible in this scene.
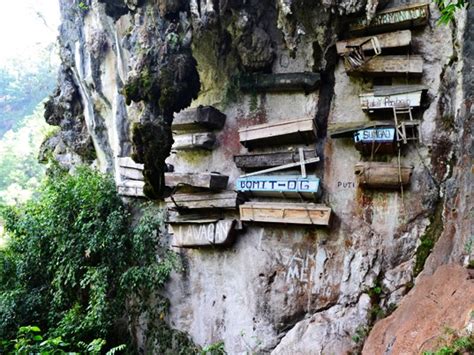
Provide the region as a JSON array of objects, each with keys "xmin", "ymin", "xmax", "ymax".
[{"xmin": 47, "ymin": 0, "xmax": 472, "ymax": 353}]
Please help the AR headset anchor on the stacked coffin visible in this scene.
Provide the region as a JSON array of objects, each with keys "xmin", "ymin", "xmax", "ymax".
[{"xmin": 332, "ymin": 2, "xmax": 430, "ymax": 190}]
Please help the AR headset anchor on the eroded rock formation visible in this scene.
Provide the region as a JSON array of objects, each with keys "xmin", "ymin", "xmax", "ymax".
[{"xmin": 45, "ymin": 0, "xmax": 473, "ymax": 353}]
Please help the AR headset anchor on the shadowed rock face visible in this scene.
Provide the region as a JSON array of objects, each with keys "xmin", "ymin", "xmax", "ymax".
[{"xmin": 47, "ymin": 0, "xmax": 472, "ymax": 353}]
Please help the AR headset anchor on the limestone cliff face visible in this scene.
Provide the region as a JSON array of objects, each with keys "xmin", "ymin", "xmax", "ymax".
[{"xmin": 47, "ymin": 0, "xmax": 472, "ymax": 353}]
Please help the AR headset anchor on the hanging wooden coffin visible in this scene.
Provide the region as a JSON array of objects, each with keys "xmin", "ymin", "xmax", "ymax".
[
  {"xmin": 173, "ymin": 132, "xmax": 216, "ymax": 150},
  {"xmin": 166, "ymin": 191, "xmax": 239, "ymax": 210},
  {"xmin": 165, "ymin": 173, "xmax": 228, "ymax": 190},
  {"xmin": 239, "ymin": 202, "xmax": 332, "ymax": 226},
  {"xmin": 360, "ymin": 85, "xmax": 427, "ymax": 111},
  {"xmin": 347, "ymin": 55, "xmax": 423, "ymax": 76},
  {"xmin": 239, "ymin": 72, "xmax": 320, "ymax": 92},
  {"xmin": 354, "ymin": 162, "xmax": 413, "ymax": 189},
  {"xmin": 169, "ymin": 219, "xmax": 238, "ymax": 247},
  {"xmin": 336, "ymin": 30, "xmax": 412, "ymax": 55},
  {"xmin": 239, "ymin": 118, "xmax": 316, "ymax": 149},
  {"xmin": 349, "ymin": 3, "xmax": 429, "ymax": 35},
  {"xmin": 172, "ymin": 106, "xmax": 226, "ymax": 131},
  {"xmin": 353, "ymin": 127, "xmax": 397, "ymax": 154},
  {"xmin": 117, "ymin": 180, "xmax": 145, "ymax": 197},
  {"xmin": 234, "ymin": 149, "xmax": 317, "ymax": 170},
  {"xmin": 236, "ymin": 175, "xmax": 320, "ymax": 199}
]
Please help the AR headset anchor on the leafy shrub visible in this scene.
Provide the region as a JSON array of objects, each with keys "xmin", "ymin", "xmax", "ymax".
[{"xmin": 0, "ymin": 165, "xmax": 180, "ymax": 352}]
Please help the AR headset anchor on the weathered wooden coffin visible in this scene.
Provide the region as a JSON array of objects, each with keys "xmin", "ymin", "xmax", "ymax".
[
  {"xmin": 236, "ymin": 175, "xmax": 320, "ymax": 199},
  {"xmin": 336, "ymin": 30, "xmax": 412, "ymax": 55},
  {"xmin": 117, "ymin": 157, "xmax": 144, "ymax": 170},
  {"xmin": 117, "ymin": 180, "xmax": 145, "ymax": 197},
  {"xmin": 240, "ymin": 202, "xmax": 332, "ymax": 226},
  {"xmin": 165, "ymin": 172, "xmax": 228, "ymax": 190},
  {"xmin": 172, "ymin": 106, "xmax": 226, "ymax": 131},
  {"xmin": 353, "ymin": 127, "xmax": 397, "ymax": 154},
  {"xmin": 173, "ymin": 132, "xmax": 216, "ymax": 150},
  {"xmin": 234, "ymin": 149, "xmax": 317, "ymax": 170},
  {"xmin": 354, "ymin": 162, "xmax": 413, "ymax": 188},
  {"xmin": 349, "ymin": 3, "xmax": 429, "ymax": 35},
  {"xmin": 360, "ymin": 85, "xmax": 427, "ymax": 111},
  {"xmin": 169, "ymin": 219, "xmax": 238, "ymax": 247},
  {"xmin": 239, "ymin": 72, "xmax": 320, "ymax": 92},
  {"xmin": 347, "ymin": 55, "xmax": 423, "ymax": 76},
  {"xmin": 239, "ymin": 118, "xmax": 316, "ymax": 149},
  {"xmin": 328, "ymin": 121, "xmax": 393, "ymax": 139},
  {"xmin": 166, "ymin": 191, "xmax": 239, "ymax": 210}
]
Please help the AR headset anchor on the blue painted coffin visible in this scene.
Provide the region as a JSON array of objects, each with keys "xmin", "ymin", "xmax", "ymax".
[
  {"xmin": 353, "ymin": 127, "xmax": 395, "ymax": 143},
  {"xmin": 236, "ymin": 175, "xmax": 320, "ymax": 199}
]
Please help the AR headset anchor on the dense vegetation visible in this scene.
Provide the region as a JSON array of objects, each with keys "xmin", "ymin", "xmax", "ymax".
[{"xmin": 0, "ymin": 166, "xmax": 196, "ymax": 353}]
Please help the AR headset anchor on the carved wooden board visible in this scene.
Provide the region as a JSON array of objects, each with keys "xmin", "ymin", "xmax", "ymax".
[
  {"xmin": 173, "ymin": 106, "xmax": 226, "ymax": 131},
  {"xmin": 360, "ymin": 85, "xmax": 427, "ymax": 111},
  {"xmin": 236, "ymin": 175, "xmax": 320, "ymax": 199},
  {"xmin": 240, "ymin": 202, "xmax": 332, "ymax": 225},
  {"xmin": 165, "ymin": 172, "xmax": 228, "ymax": 190},
  {"xmin": 173, "ymin": 132, "xmax": 216, "ymax": 150},
  {"xmin": 166, "ymin": 191, "xmax": 239, "ymax": 210},
  {"xmin": 169, "ymin": 219, "xmax": 237, "ymax": 247},
  {"xmin": 328, "ymin": 121, "xmax": 394, "ymax": 138},
  {"xmin": 354, "ymin": 162, "xmax": 413, "ymax": 188},
  {"xmin": 349, "ymin": 3, "xmax": 429, "ymax": 35},
  {"xmin": 239, "ymin": 72, "xmax": 320, "ymax": 92},
  {"xmin": 347, "ymin": 55, "xmax": 423, "ymax": 76},
  {"xmin": 336, "ymin": 30, "xmax": 412, "ymax": 55},
  {"xmin": 239, "ymin": 118, "xmax": 316, "ymax": 149},
  {"xmin": 234, "ymin": 149, "xmax": 317, "ymax": 170}
]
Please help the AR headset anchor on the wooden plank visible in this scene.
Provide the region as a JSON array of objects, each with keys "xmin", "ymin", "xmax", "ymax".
[
  {"xmin": 336, "ymin": 30, "xmax": 412, "ymax": 55},
  {"xmin": 173, "ymin": 132, "xmax": 216, "ymax": 150},
  {"xmin": 234, "ymin": 149, "xmax": 318, "ymax": 170},
  {"xmin": 349, "ymin": 3, "xmax": 429, "ymax": 35},
  {"xmin": 354, "ymin": 162, "xmax": 413, "ymax": 188},
  {"xmin": 239, "ymin": 118, "xmax": 316, "ymax": 149},
  {"xmin": 239, "ymin": 72, "xmax": 320, "ymax": 92},
  {"xmin": 239, "ymin": 202, "xmax": 332, "ymax": 226},
  {"xmin": 169, "ymin": 219, "xmax": 237, "ymax": 247},
  {"xmin": 173, "ymin": 106, "xmax": 226, "ymax": 131},
  {"xmin": 117, "ymin": 157, "xmax": 144, "ymax": 170},
  {"xmin": 166, "ymin": 191, "xmax": 239, "ymax": 210},
  {"xmin": 360, "ymin": 85, "xmax": 427, "ymax": 111},
  {"xmin": 236, "ymin": 175, "xmax": 320, "ymax": 199},
  {"xmin": 164, "ymin": 173, "xmax": 228, "ymax": 190},
  {"xmin": 118, "ymin": 184, "xmax": 145, "ymax": 198},
  {"xmin": 119, "ymin": 166, "xmax": 144, "ymax": 181},
  {"xmin": 347, "ymin": 55, "xmax": 423, "ymax": 76},
  {"xmin": 328, "ymin": 121, "xmax": 394, "ymax": 138}
]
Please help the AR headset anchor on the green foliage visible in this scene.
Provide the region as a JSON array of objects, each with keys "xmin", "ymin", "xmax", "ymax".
[
  {"xmin": 423, "ymin": 330, "xmax": 474, "ymax": 355},
  {"xmin": 201, "ymin": 341, "xmax": 226, "ymax": 355},
  {"xmin": 0, "ymin": 166, "xmax": 180, "ymax": 352},
  {"xmin": 434, "ymin": 0, "xmax": 469, "ymax": 24},
  {"xmin": 78, "ymin": 1, "xmax": 89, "ymax": 11}
]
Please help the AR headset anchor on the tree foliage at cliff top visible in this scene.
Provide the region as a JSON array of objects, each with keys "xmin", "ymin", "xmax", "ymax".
[{"xmin": 0, "ymin": 166, "xmax": 182, "ymax": 352}]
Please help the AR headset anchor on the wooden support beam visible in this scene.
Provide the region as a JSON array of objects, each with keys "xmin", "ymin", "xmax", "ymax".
[
  {"xmin": 354, "ymin": 162, "xmax": 413, "ymax": 189},
  {"xmin": 347, "ymin": 55, "xmax": 423, "ymax": 76},
  {"xmin": 239, "ymin": 72, "xmax": 320, "ymax": 92},
  {"xmin": 360, "ymin": 85, "xmax": 427, "ymax": 111},
  {"xmin": 173, "ymin": 105, "xmax": 226, "ymax": 131},
  {"xmin": 349, "ymin": 3, "xmax": 429, "ymax": 35},
  {"xmin": 164, "ymin": 172, "xmax": 228, "ymax": 190},
  {"xmin": 236, "ymin": 175, "xmax": 320, "ymax": 199},
  {"xmin": 169, "ymin": 219, "xmax": 238, "ymax": 247},
  {"xmin": 234, "ymin": 149, "xmax": 318, "ymax": 170},
  {"xmin": 173, "ymin": 132, "xmax": 216, "ymax": 150},
  {"xmin": 239, "ymin": 118, "xmax": 316, "ymax": 149},
  {"xmin": 328, "ymin": 121, "xmax": 394, "ymax": 138},
  {"xmin": 337, "ymin": 30, "xmax": 412, "ymax": 55},
  {"xmin": 166, "ymin": 191, "xmax": 240, "ymax": 210},
  {"xmin": 239, "ymin": 202, "xmax": 332, "ymax": 226}
]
